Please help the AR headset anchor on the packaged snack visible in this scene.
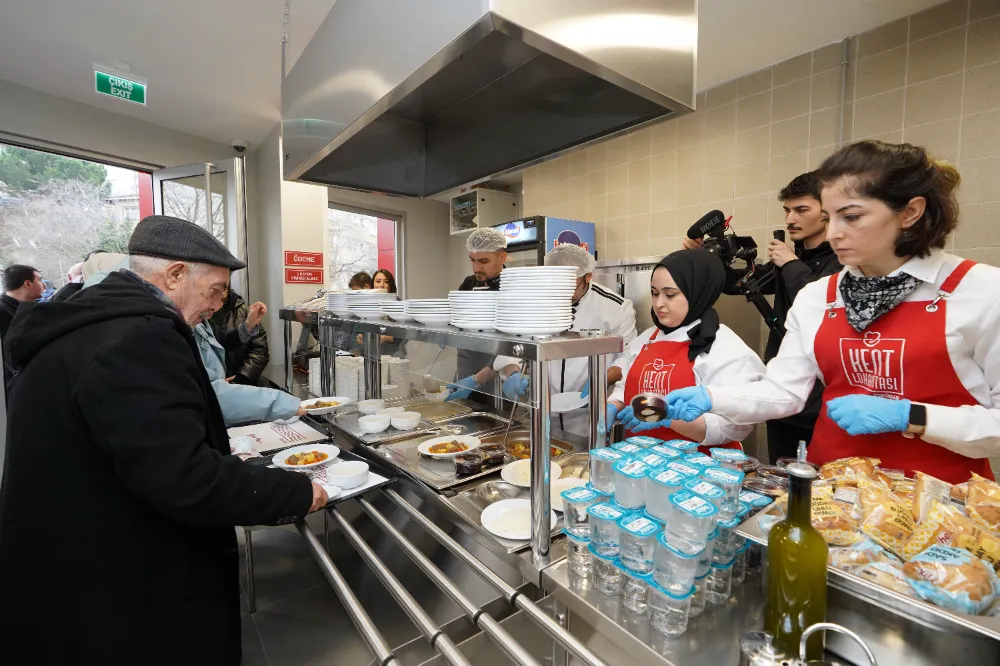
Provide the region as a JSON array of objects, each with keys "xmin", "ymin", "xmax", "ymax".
[
  {"xmin": 966, "ymin": 474, "xmax": 1000, "ymax": 532},
  {"xmin": 828, "ymin": 538, "xmax": 893, "ymax": 573},
  {"xmin": 912, "ymin": 472, "xmax": 953, "ymax": 523},
  {"xmin": 956, "ymin": 528, "xmax": 1000, "ymax": 573},
  {"xmin": 903, "ymin": 500, "xmax": 978, "ymax": 560},
  {"xmin": 875, "ymin": 468, "xmax": 907, "ymax": 486},
  {"xmin": 858, "ymin": 478, "xmax": 914, "ymax": 558},
  {"xmin": 812, "ymin": 493, "xmax": 862, "ymax": 546},
  {"xmin": 833, "ymin": 485, "xmax": 859, "ymax": 512},
  {"xmin": 858, "ymin": 562, "xmax": 919, "ymax": 599},
  {"xmin": 902, "ymin": 544, "xmax": 1000, "ymax": 615},
  {"xmin": 951, "ymin": 482, "xmax": 969, "ymax": 504},
  {"xmin": 819, "ymin": 457, "xmax": 880, "ymax": 485},
  {"xmin": 892, "ymin": 479, "xmax": 916, "ymax": 509}
]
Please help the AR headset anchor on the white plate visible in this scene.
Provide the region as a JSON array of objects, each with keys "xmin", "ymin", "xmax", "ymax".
[
  {"xmin": 452, "ymin": 321, "xmax": 496, "ymax": 331},
  {"xmin": 301, "ymin": 396, "xmax": 352, "ymax": 415},
  {"xmin": 413, "ymin": 316, "xmax": 453, "ymax": 325},
  {"xmin": 480, "ymin": 499, "xmax": 557, "ymax": 541},
  {"xmin": 501, "ymin": 459, "xmax": 562, "ymax": 487},
  {"xmin": 550, "ymin": 391, "xmax": 587, "ymax": 413},
  {"xmin": 551, "ymin": 477, "xmax": 588, "ymax": 511},
  {"xmin": 272, "ymin": 443, "xmax": 342, "ymax": 469},
  {"xmin": 496, "ymin": 324, "xmax": 572, "ymax": 335},
  {"xmin": 501, "ymin": 267, "xmax": 577, "ymax": 274},
  {"xmin": 496, "ymin": 318, "xmax": 574, "ymax": 324},
  {"xmin": 387, "ymin": 313, "xmax": 416, "ymax": 322},
  {"xmin": 418, "ymin": 435, "xmax": 481, "ymax": 459}
]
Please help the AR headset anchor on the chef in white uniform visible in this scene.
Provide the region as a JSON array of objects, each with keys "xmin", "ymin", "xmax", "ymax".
[{"xmin": 495, "ymin": 243, "xmax": 637, "ymax": 437}]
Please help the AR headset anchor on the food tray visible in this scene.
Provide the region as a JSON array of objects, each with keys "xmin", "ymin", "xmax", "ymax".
[
  {"xmin": 477, "ymin": 429, "xmax": 574, "ymax": 460},
  {"xmin": 328, "ymin": 410, "xmax": 441, "ymax": 445},
  {"xmin": 736, "ymin": 501, "xmax": 1000, "ymax": 641},
  {"xmin": 400, "ymin": 400, "xmax": 473, "ymax": 422},
  {"xmin": 243, "ymin": 448, "xmax": 397, "ymax": 507}
]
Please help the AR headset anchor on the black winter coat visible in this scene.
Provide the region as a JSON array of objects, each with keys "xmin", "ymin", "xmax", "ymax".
[
  {"xmin": 0, "ymin": 293, "xmax": 19, "ymax": 394},
  {"xmin": 209, "ymin": 290, "xmax": 270, "ymax": 384},
  {"xmin": 0, "ymin": 271, "xmax": 313, "ymax": 665}
]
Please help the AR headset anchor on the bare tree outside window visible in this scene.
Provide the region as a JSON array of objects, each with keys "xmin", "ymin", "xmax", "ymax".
[
  {"xmin": 327, "ymin": 207, "xmax": 378, "ymax": 290},
  {"xmin": 161, "ymin": 178, "xmax": 226, "ymax": 243}
]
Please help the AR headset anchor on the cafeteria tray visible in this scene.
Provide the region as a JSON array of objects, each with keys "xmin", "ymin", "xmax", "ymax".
[
  {"xmin": 477, "ymin": 429, "xmax": 574, "ymax": 461},
  {"xmin": 736, "ymin": 501, "xmax": 1000, "ymax": 642},
  {"xmin": 329, "ymin": 410, "xmax": 441, "ymax": 445}
]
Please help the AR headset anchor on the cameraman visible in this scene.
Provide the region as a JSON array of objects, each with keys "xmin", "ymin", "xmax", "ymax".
[{"xmin": 684, "ymin": 172, "xmax": 840, "ymax": 461}]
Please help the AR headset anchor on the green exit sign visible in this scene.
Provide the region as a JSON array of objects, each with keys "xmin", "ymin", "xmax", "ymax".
[{"xmin": 95, "ymin": 70, "xmax": 146, "ymax": 106}]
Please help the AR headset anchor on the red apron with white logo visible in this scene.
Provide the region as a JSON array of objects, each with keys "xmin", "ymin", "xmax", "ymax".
[
  {"xmin": 810, "ymin": 260, "xmax": 994, "ymax": 483},
  {"xmin": 623, "ymin": 330, "xmax": 742, "ymax": 455}
]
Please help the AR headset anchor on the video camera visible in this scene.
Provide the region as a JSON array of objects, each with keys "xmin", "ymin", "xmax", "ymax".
[{"xmin": 686, "ymin": 210, "xmax": 783, "ymax": 337}]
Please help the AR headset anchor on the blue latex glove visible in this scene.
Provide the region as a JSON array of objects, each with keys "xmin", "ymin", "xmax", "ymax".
[
  {"xmin": 826, "ymin": 395, "xmax": 911, "ymax": 436},
  {"xmin": 445, "ymin": 376, "xmax": 478, "ymax": 401},
  {"xmin": 503, "ymin": 372, "xmax": 529, "ymax": 400},
  {"xmin": 606, "ymin": 402, "xmax": 619, "ymax": 427},
  {"xmin": 619, "ymin": 405, "xmax": 671, "ymax": 432},
  {"xmin": 581, "ymin": 380, "xmax": 590, "ymax": 399},
  {"xmin": 666, "ymin": 386, "xmax": 713, "ymax": 422}
]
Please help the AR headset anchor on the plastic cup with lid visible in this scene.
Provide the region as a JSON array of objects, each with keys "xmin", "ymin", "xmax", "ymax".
[
  {"xmin": 635, "ymin": 451, "xmax": 670, "ymax": 471},
  {"xmin": 664, "ymin": 491, "xmax": 719, "ymax": 555},
  {"xmin": 617, "ymin": 513, "xmax": 660, "ymax": 574},
  {"xmin": 624, "ymin": 435, "xmax": 663, "ymax": 449},
  {"xmin": 589, "ymin": 448, "xmax": 628, "ymax": 494},
  {"xmin": 701, "ymin": 466, "xmax": 746, "ymax": 520},
  {"xmin": 706, "ymin": 556, "xmax": 735, "ymax": 605},
  {"xmin": 663, "ymin": 439, "xmax": 698, "ymax": 454},
  {"xmin": 587, "ymin": 502, "xmax": 626, "ymax": 557},
  {"xmin": 650, "ymin": 444, "xmax": 683, "ymax": 461},
  {"xmin": 588, "ymin": 543, "xmax": 622, "ymax": 596},
  {"xmin": 612, "ymin": 442, "xmax": 644, "ymax": 457},
  {"xmin": 647, "ymin": 580, "xmax": 694, "ymax": 636},
  {"xmin": 613, "ymin": 458, "xmax": 651, "ymax": 509},
  {"xmin": 562, "ymin": 528, "xmax": 593, "ymax": 577},
  {"xmin": 709, "ymin": 446, "xmax": 750, "ymax": 469},
  {"xmin": 712, "ymin": 515, "xmax": 742, "ymax": 564},
  {"xmin": 738, "ymin": 489, "xmax": 774, "ymax": 515},
  {"xmin": 683, "ymin": 452, "xmax": 720, "ymax": 471},
  {"xmin": 689, "ymin": 571, "xmax": 710, "ymax": 617},
  {"xmin": 616, "ymin": 561, "xmax": 651, "ymax": 614},
  {"xmin": 733, "ymin": 541, "xmax": 749, "ymax": 586},
  {"xmin": 652, "ymin": 532, "xmax": 701, "ymax": 594},
  {"xmin": 697, "ymin": 528, "xmax": 718, "ymax": 577},
  {"xmin": 646, "ymin": 468, "xmax": 687, "ymax": 522},
  {"xmin": 562, "ymin": 486, "xmax": 599, "ymax": 538},
  {"xmin": 664, "ymin": 461, "xmax": 701, "ymax": 481},
  {"xmin": 683, "ymin": 477, "xmax": 726, "ymax": 513}
]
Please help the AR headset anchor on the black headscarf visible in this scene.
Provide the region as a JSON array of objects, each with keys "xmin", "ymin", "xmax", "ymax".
[{"xmin": 651, "ymin": 249, "xmax": 726, "ymax": 360}]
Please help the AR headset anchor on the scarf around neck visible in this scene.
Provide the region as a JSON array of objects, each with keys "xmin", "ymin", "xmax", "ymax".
[{"xmin": 839, "ymin": 271, "xmax": 921, "ymax": 332}]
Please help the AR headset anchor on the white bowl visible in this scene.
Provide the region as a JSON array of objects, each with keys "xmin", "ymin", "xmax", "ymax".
[
  {"xmin": 390, "ymin": 411, "xmax": 421, "ymax": 430},
  {"xmin": 358, "ymin": 414, "xmax": 391, "ymax": 433},
  {"xmin": 376, "ymin": 407, "xmax": 405, "ymax": 416},
  {"xmin": 327, "ymin": 460, "xmax": 370, "ymax": 489},
  {"xmin": 500, "ymin": 459, "xmax": 562, "ymax": 488},
  {"xmin": 357, "ymin": 399, "xmax": 386, "ymax": 414},
  {"xmin": 423, "ymin": 389, "xmax": 451, "ymax": 402}
]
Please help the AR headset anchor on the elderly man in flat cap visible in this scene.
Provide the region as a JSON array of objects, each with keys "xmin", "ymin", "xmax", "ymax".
[{"xmin": 0, "ymin": 215, "xmax": 327, "ymax": 665}]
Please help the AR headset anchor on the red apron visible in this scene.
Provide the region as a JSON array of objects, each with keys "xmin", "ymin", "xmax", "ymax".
[
  {"xmin": 810, "ymin": 260, "xmax": 994, "ymax": 484},
  {"xmin": 623, "ymin": 329, "xmax": 742, "ymax": 455}
]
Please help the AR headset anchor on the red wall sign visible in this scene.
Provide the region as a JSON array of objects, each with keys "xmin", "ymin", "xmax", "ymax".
[
  {"xmin": 285, "ymin": 268, "xmax": 323, "ymax": 284},
  {"xmin": 284, "ymin": 250, "xmax": 323, "ymax": 266}
]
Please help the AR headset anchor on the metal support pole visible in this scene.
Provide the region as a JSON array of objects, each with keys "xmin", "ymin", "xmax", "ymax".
[
  {"xmin": 243, "ymin": 527, "xmax": 256, "ymax": 613},
  {"xmin": 318, "ymin": 313, "xmax": 335, "ymax": 396},
  {"xmin": 529, "ymin": 358, "xmax": 551, "ymax": 569},
  {"xmin": 295, "ymin": 520, "xmax": 401, "ymax": 666},
  {"xmin": 283, "ymin": 320, "xmax": 293, "ymax": 391},
  {"xmin": 328, "ymin": 509, "xmax": 471, "ymax": 666},
  {"xmin": 204, "ymin": 162, "xmax": 214, "ymax": 234},
  {"xmin": 363, "ymin": 331, "xmax": 382, "ymax": 399},
  {"xmin": 587, "ymin": 352, "xmax": 608, "ymax": 449}
]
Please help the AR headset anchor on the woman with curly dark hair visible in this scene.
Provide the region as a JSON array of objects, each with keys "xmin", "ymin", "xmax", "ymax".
[{"xmin": 372, "ymin": 268, "xmax": 396, "ymax": 293}]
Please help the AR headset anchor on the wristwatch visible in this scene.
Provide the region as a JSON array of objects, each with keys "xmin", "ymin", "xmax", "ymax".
[{"xmin": 904, "ymin": 402, "xmax": 927, "ymax": 438}]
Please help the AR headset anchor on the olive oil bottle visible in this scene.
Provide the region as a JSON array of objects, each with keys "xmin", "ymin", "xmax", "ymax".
[{"xmin": 764, "ymin": 444, "xmax": 828, "ymax": 660}]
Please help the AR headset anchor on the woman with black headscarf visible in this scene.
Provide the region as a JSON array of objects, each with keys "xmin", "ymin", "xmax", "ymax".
[{"xmin": 607, "ymin": 249, "xmax": 765, "ymax": 452}]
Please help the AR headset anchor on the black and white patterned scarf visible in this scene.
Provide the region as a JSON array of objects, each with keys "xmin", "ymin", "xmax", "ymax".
[{"xmin": 839, "ymin": 271, "xmax": 922, "ymax": 332}]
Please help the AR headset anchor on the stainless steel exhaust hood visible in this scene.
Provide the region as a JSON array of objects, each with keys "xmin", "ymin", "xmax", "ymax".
[{"xmin": 282, "ymin": 0, "xmax": 697, "ymax": 197}]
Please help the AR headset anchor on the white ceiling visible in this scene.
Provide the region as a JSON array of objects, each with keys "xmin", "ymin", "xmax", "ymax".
[{"xmin": 0, "ymin": 0, "xmax": 944, "ymax": 150}]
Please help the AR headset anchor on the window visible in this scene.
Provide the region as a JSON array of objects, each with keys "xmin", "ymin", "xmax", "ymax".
[{"xmin": 326, "ymin": 204, "xmax": 400, "ymax": 293}]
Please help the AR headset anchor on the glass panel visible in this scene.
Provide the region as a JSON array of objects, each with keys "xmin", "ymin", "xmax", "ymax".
[
  {"xmin": 160, "ymin": 172, "xmax": 227, "ymax": 243},
  {"xmin": 504, "ymin": 247, "xmax": 540, "ymax": 268},
  {"xmin": 327, "ymin": 206, "xmax": 402, "ymax": 293}
]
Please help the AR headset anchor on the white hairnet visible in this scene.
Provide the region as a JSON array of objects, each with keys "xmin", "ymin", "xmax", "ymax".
[
  {"xmin": 466, "ymin": 227, "xmax": 508, "ymax": 253},
  {"xmin": 544, "ymin": 243, "xmax": 595, "ymax": 277}
]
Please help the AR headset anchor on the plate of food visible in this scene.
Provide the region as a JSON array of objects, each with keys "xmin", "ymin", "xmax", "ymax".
[
  {"xmin": 501, "ymin": 458, "xmax": 563, "ymax": 488},
  {"xmin": 272, "ymin": 443, "xmax": 341, "ymax": 469},
  {"xmin": 480, "ymin": 498, "xmax": 557, "ymax": 541},
  {"xmin": 301, "ymin": 396, "xmax": 351, "ymax": 416},
  {"xmin": 418, "ymin": 435, "xmax": 481, "ymax": 459}
]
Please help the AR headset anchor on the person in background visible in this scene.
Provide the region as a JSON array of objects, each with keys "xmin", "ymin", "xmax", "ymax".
[
  {"xmin": 664, "ymin": 141, "xmax": 1000, "ymax": 483},
  {"xmin": 348, "ymin": 271, "xmax": 373, "ymax": 290},
  {"xmin": 50, "ymin": 261, "xmax": 85, "ymax": 302},
  {"xmin": 447, "ymin": 228, "xmax": 520, "ymax": 401},
  {"xmin": 0, "ymin": 215, "xmax": 326, "ymax": 663},
  {"xmin": 608, "ymin": 249, "xmax": 766, "ymax": 453},
  {"xmin": 0, "ymin": 264, "xmax": 44, "ymax": 392},
  {"xmin": 494, "ymin": 243, "xmax": 638, "ymax": 437},
  {"xmin": 684, "ymin": 172, "xmax": 841, "ymax": 461},
  {"xmin": 373, "ymin": 268, "xmax": 396, "ymax": 293},
  {"xmin": 210, "ymin": 287, "xmax": 271, "ymax": 386}
]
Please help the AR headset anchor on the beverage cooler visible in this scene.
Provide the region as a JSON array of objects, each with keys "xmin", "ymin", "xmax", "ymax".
[{"xmin": 490, "ymin": 216, "xmax": 597, "ymax": 267}]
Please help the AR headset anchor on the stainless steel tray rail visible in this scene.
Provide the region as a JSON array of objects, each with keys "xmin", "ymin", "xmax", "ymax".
[
  {"xmin": 355, "ymin": 498, "xmax": 542, "ymax": 666},
  {"xmin": 383, "ymin": 489, "xmax": 608, "ymax": 666},
  {"xmin": 328, "ymin": 507, "xmax": 471, "ymax": 666},
  {"xmin": 295, "ymin": 519, "xmax": 401, "ymax": 666}
]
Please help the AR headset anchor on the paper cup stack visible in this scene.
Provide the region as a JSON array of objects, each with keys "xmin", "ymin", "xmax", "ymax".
[
  {"xmin": 308, "ymin": 357, "xmax": 322, "ymax": 395},
  {"xmin": 449, "ymin": 290, "xmax": 498, "ymax": 331},
  {"xmin": 496, "ymin": 266, "xmax": 576, "ymax": 335}
]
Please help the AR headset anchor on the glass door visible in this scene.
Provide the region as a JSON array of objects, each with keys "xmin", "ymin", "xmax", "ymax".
[{"xmin": 152, "ymin": 157, "xmax": 249, "ymax": 297}]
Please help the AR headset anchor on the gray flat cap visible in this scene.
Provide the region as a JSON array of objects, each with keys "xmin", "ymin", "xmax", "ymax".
[{"xmin": 129, "ymin": 215, "xmax": 246, "ymax": 270}]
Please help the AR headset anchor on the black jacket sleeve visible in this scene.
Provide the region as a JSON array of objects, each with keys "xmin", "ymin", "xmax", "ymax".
[
  {"xmin": 75, "ymin": 318, "xmax": 313, "ymax": 526},
  {"xmin": 239, "ymin": 326, "xmax": 270, "ymax": 383},
  {"xmin": 778, "ymin": 252, "xmax": 842, "ymax": 304}
]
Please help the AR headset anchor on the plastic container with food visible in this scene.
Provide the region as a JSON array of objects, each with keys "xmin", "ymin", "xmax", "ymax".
[
  {"xmin": 453, "ymin": 450, "xmax": 484, "ymax": 476},
  {"xmin": 612, "ymin": 442, "xmax": 644, "ymax": 457},
  {"xmin": 617, "ymin": 562, "xmax": 651, "ymax": 614},
  {"xmin": 647, "ymin": 580, "xmax": 694, "ymax": 637},
  {"xmin": 587, "ymin": 502, "xmax": 626, "ymax": 557},
  {"xmin": 683, "ymin": 477, "xmax": 726, "ymax": 513},
  {"xmin": 712, "ymin": 515, "xmax": 742, "ymax": 564},
  {"xmin": 562, "ymin": 528, "xmax": 592, "ymax": 577},
  {"xmin": 706, "ymin": 557, "xmax": 735, "ymax": 605},
  {"xmin": 479, "ymin": 443, "xmax": 506, "ymax": 466},
  {"xmin": 650, "ymin": 444, "xmax": 683, "ymax": 462},
  {"xmin": 561, "ymin": 486, "xmax": 599, "ymax": 538},
  {"xmin": 613, "ymin": 458, "xmax": 651, "ymax": 509},
  {"xmin": 663, "ymin": 439, "xmax": 698, "ymax": 454},
  {"xmin": 664, "ymin": 491, "xmax": 719, "ymax": 556},
  {"xmin": 617, "ymin": 513, "xmax": 660, "ymax": 574},
  {"xmin": 701, "ymin": 466, "xmax": 746, "ymax": 520},
  {"xmin": 689, "ymin": 571, "xmax": 709, "ymax": 617},
  {"xmin": 589, "ymin": 448, "xmax": 629, "ymax": 494},
  {"xmin": 646, "ymin": 468, "xmax": 687, "ymax": 522},
  {"xmin": 588, "ymin": 544, "xmax": 622, "ymax": 596},
  {"xmin": 652, "ymin": 532, "xmax": 701, "ymax": 594},
  {"xmin": 625, "ymin": 435, "xmax": 663, "ymax": 449},
  {"xmin": 758, "ymin": 464, "xmax": 791, "ymax": 482},
  {"xmin": 736, "ymin": 456, "xmax": 761, "ymax": 476},
  {"xmin": 742, "ymin": 475, "xmax": 788, "ymax": 497}
]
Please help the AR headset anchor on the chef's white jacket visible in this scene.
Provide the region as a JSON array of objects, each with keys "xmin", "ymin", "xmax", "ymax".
[
  {"xmin": 610, "ymin": 322, "xmax": 766, "ymax": 446},
  {"xmin": 495, "ymin": 282, "xmax": 637, "ymax": 436},
  {"xmin": 710, "ymin": 250, "xmax": 1000, "ymax": 459}
]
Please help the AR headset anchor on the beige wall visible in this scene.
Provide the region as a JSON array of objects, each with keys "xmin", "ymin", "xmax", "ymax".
[{"xmin": 521, "ymin": 0, "xmax": 1000, "ymax": 265}]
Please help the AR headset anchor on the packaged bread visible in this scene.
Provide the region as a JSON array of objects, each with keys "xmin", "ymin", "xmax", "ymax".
[
  {"xmin": 858, "ymin": 562, "xmax": 919, "ymax": 599},
  {"xmin": 858, "ymin": 477, "xmax": 914, "ymax": 558},
  {"xmin": 892, "ymin": 479, "xmax": 916, "ymax": 509},
  {"xmin": 813, "ymin": 492, "xmax": 862, "ymax": 546},
  {"xmin": 828, "ymin": 538, "xmax": 895, "ymax": 573},
  {"xmin": 820, "ymin": 457, "xmax": 880, "ymax": 485},
  {"xmin": 952, "ymin": 482, "xmax": 970, "ymax": 504},
  {"xmin": 912, "ymin": 471, "xmax": 954, "ymax": 523},
  {"xmin": 902, "ymin": 544, "xmax": 1000, "ymax": 615},
  {"xmin": 903, "ymin": 500, "xmax": 977, "ymax": 560},
  {"xmin": 875, "ymin": 468, "xmax": 907, "ymax": 488},
  {"xmin": 957, "ymin": 528, "xmax": 1000, "ymax": 573},
  {"xmin": 966, "ymin": 474, "xmax": 1000, "ymax": 532}
]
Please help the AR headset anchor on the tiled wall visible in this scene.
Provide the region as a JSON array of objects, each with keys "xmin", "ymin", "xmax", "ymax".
[{"xmin": 521, "ymin": 0, "xmax": 1000, "ymax": 265}]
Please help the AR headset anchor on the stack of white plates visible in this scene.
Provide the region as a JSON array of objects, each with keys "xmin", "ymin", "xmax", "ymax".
[
  {"xmin": 346, "ymin": 292, "xmax": 398, "ymax": 319},
  {"xmin": 448, "ymin": 290, "xmax": 498, "ymax": 331},
  {"xmin": 326, "ymin": 292, "xmax": 353, "ymax": 316},
  {"xmin": 380, "ymin": 301, "xmax": 413, "ymax": 322},
  {"xmin": 496, "ymin": 266, "xmax": 576, "ymax": 335},
  {"xmin": 404, "ymin": 299, "xmax": 452, "ymax": 325}
]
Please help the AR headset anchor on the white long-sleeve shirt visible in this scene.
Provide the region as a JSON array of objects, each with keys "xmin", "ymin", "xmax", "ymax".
[
  {"xmin": 611, "ymin": 322, "xmax": 766, "ymax": 446},
  {"xmin": 711, "ymin": 250, "xmax": 1000, "ymax": 459}
]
